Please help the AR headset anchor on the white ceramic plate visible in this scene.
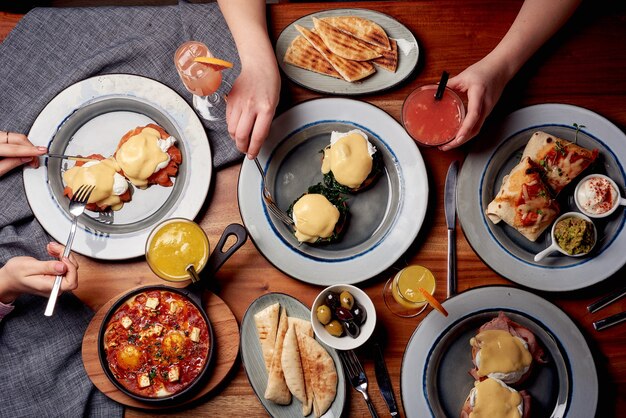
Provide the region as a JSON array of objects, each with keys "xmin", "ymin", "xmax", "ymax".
[
  {"xmin": 237, "ymin": 98, "xmax": 428, "ymax": 285},
  {"xmin": 275, "ymin": 8, "xmax": 419, "ymax": 95},
  {"xmin": 23, "ymin": 74, "xmax": 211, "ymax": 260},
  {"xmin": 458, "ymin": 104, "xmax": 626, "ymax": 291},
  {"xmin": 401, "ymin": 286, "xmax": 597, "ymax": 418},
  {"xmin": 240, "ymin": 292, "xmax": 346, "ymax": 418}
]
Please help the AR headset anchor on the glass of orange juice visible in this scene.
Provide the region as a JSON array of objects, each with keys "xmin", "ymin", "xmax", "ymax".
[
  {"xmin": 383, "ymin": 265, "xmax": 436, "ymax": 317},
  {"xmin": 145, "ymin": 218, "xmax": 210, "ymax": 283},
  {"xmin": 174, "ymin": 40, "xmax": 233, "ymax": 122}
]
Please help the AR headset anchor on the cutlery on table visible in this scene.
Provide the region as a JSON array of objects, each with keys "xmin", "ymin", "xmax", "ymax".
[
  {"xmin": 587, "ymin": 285, "xmax": 626, "ymax": 331},
  {"xmin": 44, "ymin": 184, "xmax": 95, "ymax": 317},
  {"xmin": 339, "ymin": 349, "xmax": 379, "ymax": 418},
  {"xmin": 593, "ymin": 311, "xmax": 626, "ymax": 331},
  {"xmin": 253, "ymin": 157, "xmax": 295, "ymax": 230},
  {"xmin": 373, "ymin": 343, "xmax": 399, "ymax": 417},
  {"xmin": 45, "ymin": 153, "xmax": 98, "ymax": 162},
  {"xmin": 444, "ymin": 160, "xmax": 458, "ymax": 298}
]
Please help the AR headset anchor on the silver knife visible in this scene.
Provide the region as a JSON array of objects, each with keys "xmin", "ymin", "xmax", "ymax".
[
  {"xmin": 374, "ymin": 343, "xmax": 399, "ymax": 417},
  {"xmin": 445, "ymin": 161, "xmax": 458, "ymax": 298}
]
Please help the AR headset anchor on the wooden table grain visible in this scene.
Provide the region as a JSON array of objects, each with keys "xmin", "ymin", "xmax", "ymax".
[{"xmin": 2, "ymin": 1, "xmax": 626, "ymax": 417}]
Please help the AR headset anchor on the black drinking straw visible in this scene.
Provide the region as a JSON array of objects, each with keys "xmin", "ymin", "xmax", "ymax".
[{"xmin": 434, "ymin": 71, "xmax": 449, "ymax": 100}]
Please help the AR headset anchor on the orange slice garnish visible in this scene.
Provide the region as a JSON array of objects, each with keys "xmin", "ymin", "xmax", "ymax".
[
  {"xmin": 418, "ymin": 287, "xmax": 449, "ymax": 317},
  {"xmin": 193, "ymin": 56, "xmax": 234, "ymax": 70}
]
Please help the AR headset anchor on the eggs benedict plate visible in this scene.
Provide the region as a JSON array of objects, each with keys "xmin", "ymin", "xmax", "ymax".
[
  {"xmin": 238, "ymin": 98, "xmax": 428, "ymax": 285},
  {"xmin": 23, "ymin": 74, "xmax": 211, "ymax": 260},
  {"xmin": 400, "ymin": 286, "xmax": 598, "ymax": 418}
]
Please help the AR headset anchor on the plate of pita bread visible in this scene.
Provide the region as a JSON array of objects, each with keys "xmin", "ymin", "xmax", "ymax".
[
  {"xmin": 458, "ymin": 104, "xmax": 626, "ymax": 291},
  {"xmin": 276, "ymin": 8, "xmax": 419, "ymax": 95},
  {"xmin": 241, "ymin": 293, "xmax": 346, "ymax": 417}
]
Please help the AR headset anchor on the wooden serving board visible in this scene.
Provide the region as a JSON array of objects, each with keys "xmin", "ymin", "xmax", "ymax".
[{"xmin": 82, "ymin": 288, "xmax": 240, "ymax": 409}]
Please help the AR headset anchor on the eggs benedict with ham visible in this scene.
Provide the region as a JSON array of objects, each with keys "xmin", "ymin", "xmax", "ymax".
[
  {"xmin": 63, "ymin": 154, "xmax": 131, "ymax": 211},
  {"xmin": 470, "ymin": 312, "xmax": 547, "ymax": 385},
  {"xmin": 288, "ymin": 184, "xmax": 349, "ymax": 244},
  {"xmin": 460, "ymin": 377, "xmax": 531, "ymax": 418},
  {"xmin": 114, "ymin": 124, "xmax": 182, "ymax": 188},
  {"xmin": 321, "ymin": 129, "xmax": 382, "ymax": 192}
]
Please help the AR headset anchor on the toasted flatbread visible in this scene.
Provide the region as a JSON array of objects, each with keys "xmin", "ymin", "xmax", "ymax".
[
  {"xmin": 264, "ymin": 308, "xmax": 291, "ymax": 405},
  {"xmin": 295, "ymin": 25, "xmax": 375, "ymax": 82},
  {"xmin": 486, "ymin": 157, "xmax": 560, "ymax": 242},
  {"xmin": 289, "ymin": 317, "xmax": 314, "ymax": 416},
  {"xmin": 521, "ymin": 131, "xmax": 598, "ymax": 194},
  {"xmin": 313, "ymin": 17, "xmax": 381, "ymax": 61},
  {"xmin": 300, "ymin": 334, "xmax": 337, "ymax": 418},
  {"xmin": 371, "ymin": 38, "xmax": 398, "ymax": 72},
  {"xmin": 281, "ymin": 324, "xmax": 307, "ymax": 409},
  {"xmin": 284, "ymin": 35, "xmax": 341, "ymax": 79},
  {"xmin": 321, "ymin": 16, "xmax": 391, "ymax": 51},
  {"xmin": 254, "ymin": 302, "xmax": 280, "ymax": 373}
]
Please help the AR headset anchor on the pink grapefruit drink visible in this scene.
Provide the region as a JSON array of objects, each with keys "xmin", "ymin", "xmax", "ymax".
[
  {"xmin": 402, "ymin": 84, "xmax": 465, "ymax": 146},
  {"xmin": 174, "ymin": 41, "xmax": 223, "ymax": 97}
]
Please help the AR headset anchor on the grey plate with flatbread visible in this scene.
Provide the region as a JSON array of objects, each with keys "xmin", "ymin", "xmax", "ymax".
[
  {"xmin": 240, "ymin": 293, "xmax": 346, "ymax": 418},
  {"xmin": 276, "ymin": 8, "xmax": 419, "ymax": 95}
]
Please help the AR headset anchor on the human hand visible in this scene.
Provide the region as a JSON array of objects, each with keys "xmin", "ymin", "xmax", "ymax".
[
  {"xmin": 0, "ymin": 242, "xmax": 78, "ymax": 304},
  {"xmin": 225, "ymin": 56, "xmax": 280, "ymax": 159},
  {"xmin": 439, "ymin": 58, "xmax": 511, "ymax": 151},
  {"xmin": 0, "ymin": 131, "xmax": 47, "ymax": 176}
]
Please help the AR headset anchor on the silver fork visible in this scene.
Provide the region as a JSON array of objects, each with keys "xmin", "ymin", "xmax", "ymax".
[
  {"xmin": 44, "ymin": 184, "xmax": 95, "ymax": 317},
  {"xmin": 253, "ymin": 158, "xmax": 295, "ymax": 230},
  {"xmin": 339, "ymin": 350, "xmax": 380, "ymax": 418}
]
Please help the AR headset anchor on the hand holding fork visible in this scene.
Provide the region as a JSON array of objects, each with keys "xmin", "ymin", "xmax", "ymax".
[
  {"xmin": 44, "ymin": 184, "xmax": 95, "ymax": 316},
  {"xmin": 253, "ymin": 158, "xmax": 295, "ymax": 230}
]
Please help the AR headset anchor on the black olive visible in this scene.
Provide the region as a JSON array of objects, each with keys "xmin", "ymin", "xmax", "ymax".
[
  {"xmin": 351, "ymin": 304, "xmax": 367, "ymax": 325},
  {"xmin": 343, "ymin": 320, "xmax": 360, "ymax": 338},
  {"xmin": 335, "ymin": 306, "xmax": 354, "ymax": 322},
  {"xmin": 324, "ymin": 291, "xmax": 341, "ymax": 309}
]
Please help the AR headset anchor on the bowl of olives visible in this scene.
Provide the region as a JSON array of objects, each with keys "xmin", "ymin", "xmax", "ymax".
[{"xmin": 311, "ymin": 284, "xmax": 376, "ymax": 351}]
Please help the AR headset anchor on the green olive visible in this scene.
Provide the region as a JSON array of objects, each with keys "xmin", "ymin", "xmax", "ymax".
[
  {"xmin": 316, "ymin": 305, "xmax": 332, "ymax": 325},
  {"xmin": 325, "ymin": 320, "xmax": 344, "ymax": 337},
  {"xmin": 339, "ymin": 291, "xmax": 354, "ymax": 310}
]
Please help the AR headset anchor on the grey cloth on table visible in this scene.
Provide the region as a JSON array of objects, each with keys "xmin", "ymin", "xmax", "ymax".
[{"xmin": 0, "ymin": 2, "xmax": 243, "ymax": 417}]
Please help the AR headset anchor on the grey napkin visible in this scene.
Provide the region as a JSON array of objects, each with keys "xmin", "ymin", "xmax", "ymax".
[{"xmin": 0, "ymin": 2, "xmax": 245, "ymax": 417}]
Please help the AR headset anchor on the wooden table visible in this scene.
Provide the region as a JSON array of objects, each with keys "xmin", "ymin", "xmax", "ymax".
[{"xmin": 2, "ymin": 1, "xmax": 626, "ymax": 416}]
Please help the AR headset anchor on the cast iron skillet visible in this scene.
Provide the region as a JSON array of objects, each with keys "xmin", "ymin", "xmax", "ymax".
[{"xmin": 97, "ymin": 223, "xmax": 247, "ymax": 404}]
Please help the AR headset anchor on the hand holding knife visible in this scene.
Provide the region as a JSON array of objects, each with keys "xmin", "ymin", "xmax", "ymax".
[{"xmin": 374, "ymin": 343, "xmax": 399, "ymax": 417}]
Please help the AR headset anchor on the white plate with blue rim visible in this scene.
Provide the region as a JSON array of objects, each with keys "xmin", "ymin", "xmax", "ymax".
[
  {"xmin": 458, "ymin": 103, "xmax": 626, "ymax": 291},
  {"xmin": 401, "ymin": 286, "xmax": 597, "ymax": 418},
  {"xmin": 23, "ymin": 74, "xmax": 211, "ymax": 260},
  {"xmin": 237, "ymin": 98, "xmax": 428, "ymax": 285}
]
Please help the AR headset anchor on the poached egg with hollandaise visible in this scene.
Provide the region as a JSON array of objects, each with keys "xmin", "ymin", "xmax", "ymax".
[
  {"xmin": 114, "ymin": 124, "xmax": 180, "ymax": 188},
  {"xmin": 321, "ymin": 129, "xmax": 378, "ymax": 191},
  {"xmin": 63, "ymin": 155, "xmax": 130, "ymax": 211},
  {"xmin": 461, "ymin": 377, "xmax": 527, "ymax": 418},
  {"xmin": 291, "ymin": 193, "xmax": 340, "ymax": 243}
]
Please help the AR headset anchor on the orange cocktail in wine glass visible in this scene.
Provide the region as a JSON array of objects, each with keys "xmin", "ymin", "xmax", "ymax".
[{"xmin": 174, "ymin": 40, "xmax": 233, "ymax": 122}]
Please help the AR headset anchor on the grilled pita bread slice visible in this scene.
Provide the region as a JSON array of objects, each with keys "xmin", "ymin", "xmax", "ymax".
[
  {"xmin": 264, "ymin": 308, "xmax": 291, "ymax": 405},
  {"xmin": 281, "ymin": 324, "xmax": 307, "ymax": 410},
  {"xmin": 321, "ymin": 15, "xmax": 391, "ymax": 51},
  {"xmin": 289, "ymin": 317, "xmax": 314, "ymax": 416},
  {"xmin": 254, "ymin": 302, "xmax": 280, "ymax": 373},
  {"xmin": 313, "ymin": 17, "xmax": 381, "ymax": 61},
  {"xmin": 284, "ymin": 35, "xmax": 341, "ymax": 79},
  {"xmin": 295, "ymin": 25, "xmax": 375, "ymax": 82},
  {"xmin": 300, "ymin": 334, "xmax": 337, "ymax": 418},
  {"xmin": 371, "ymin": 38, "xmax": 398, "ymax": 72}
]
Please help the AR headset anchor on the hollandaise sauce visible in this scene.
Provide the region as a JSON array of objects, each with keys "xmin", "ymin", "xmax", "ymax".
[
  {"xmin": 321, "ymin": 130, "xmax": 374, "ymax": 189},
  {"xmin": 62, "ymin": 158, "xmax": 128, "ymax": 211},
  {"xmin": 391, "ymin": 265, "xmax": 436, "ymax": 309},
  {"xmin": 116, "ymin": 127, "xmax": 171, "ymax": 188},
  {"xmin": 146, "ymin": 219, "xmax": 210, "ymax": 282},
  {"xmin": 471, "ymin": 330, "xmax": 532, "ymax": 377},
  {"xmin": 292, "ymin": 194, "xmax": 340, "ymax": 243},
  {"xmin": 469, "ymin": 378, "xmax": 522, "ymax": 418}
]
